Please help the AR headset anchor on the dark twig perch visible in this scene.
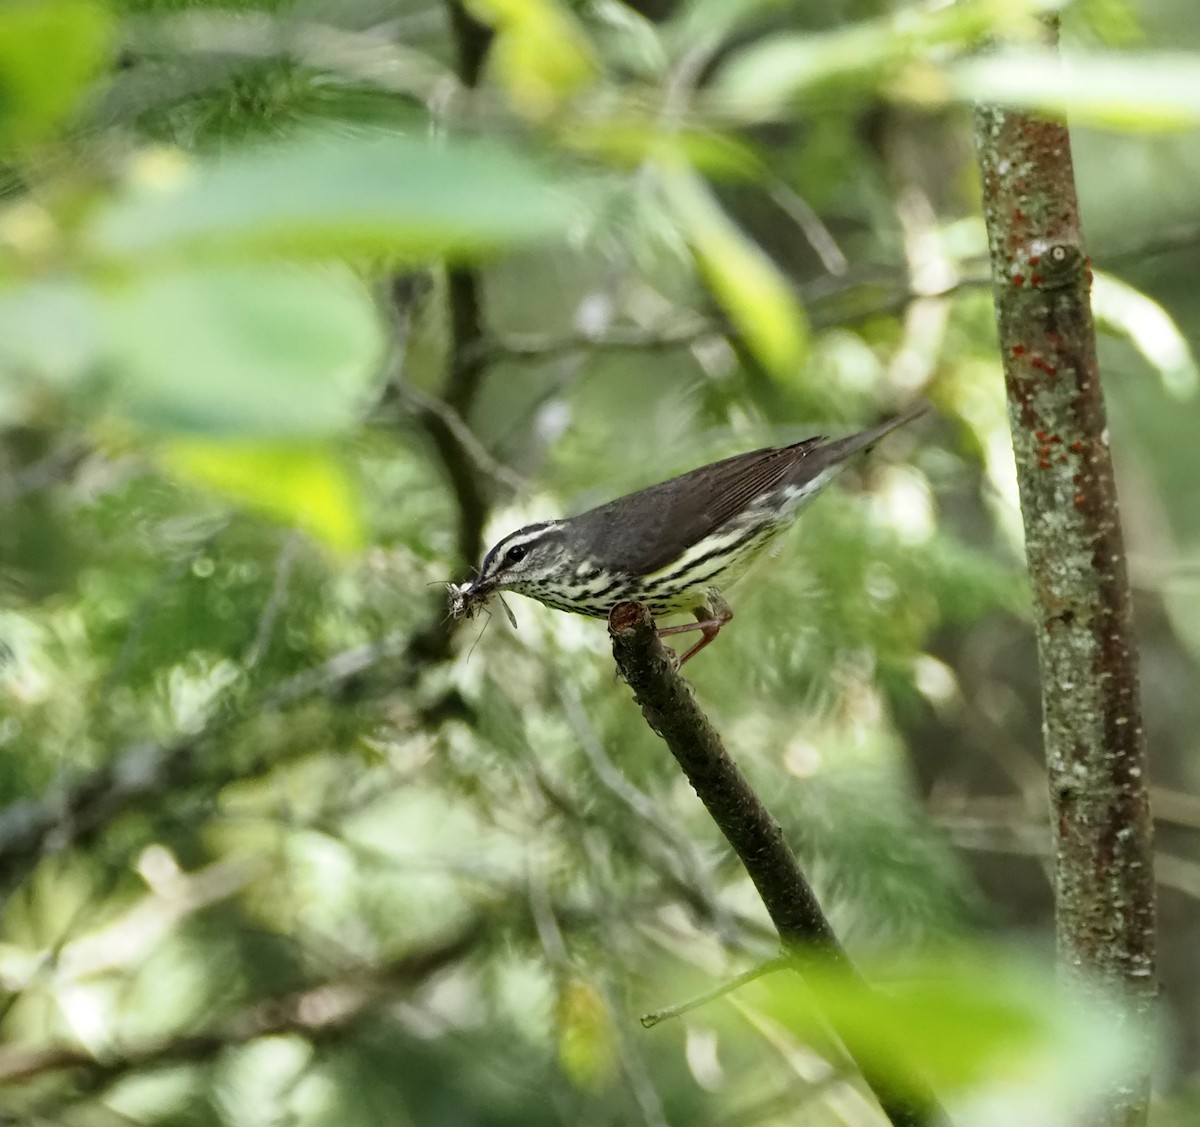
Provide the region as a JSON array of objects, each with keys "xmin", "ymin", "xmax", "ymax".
[{"xmin": 608, "ymin": 601, "xmax": 946, "ymax": 1127}]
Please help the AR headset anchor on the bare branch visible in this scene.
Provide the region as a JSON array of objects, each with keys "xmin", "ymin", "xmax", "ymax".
[
  {"xmin": 640, "ymin": 957, "xmax": 789, "ymax": 1029},
  {"xmin": 607, "ymin": 601, "xmax": 947, "ymax": 1127}
]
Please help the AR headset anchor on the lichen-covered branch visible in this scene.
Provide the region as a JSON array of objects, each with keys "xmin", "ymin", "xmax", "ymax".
[
  {"xmin": 607, "ymin": 602, "xmax": 946, "ymax": 1127},
  {"xmin": 972, "ymin": 24, "xmax": 1156, "ymax": 1127}
]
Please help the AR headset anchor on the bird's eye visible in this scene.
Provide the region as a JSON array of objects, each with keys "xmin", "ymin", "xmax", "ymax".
[{"xmin": 504, "ymin": 544, "xmax": 528, "ymax": 565}]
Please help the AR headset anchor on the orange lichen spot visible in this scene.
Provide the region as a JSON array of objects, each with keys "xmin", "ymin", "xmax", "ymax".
[
  {"xmin": 1011, "ymin": 344, "xmax": 1028, "ymax": 357},
  {"xmin": 1012, "ymin": 274, "xmax": 1025, "ymax": 287},
  {"xmin": 1069, "ymin": 441, "xmax": 1085, "ymax": 454},
  {"xmin": 1030, "ymin": 274, "xmax": 1044, "ymax": 287},
  {"xmin": 1029, "ymin": 255, "xmax": 1041, "ymax": 266}
]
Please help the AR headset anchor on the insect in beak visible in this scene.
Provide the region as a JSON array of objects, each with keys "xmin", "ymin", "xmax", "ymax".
[
  {"xmin": 447, "ymin": 581, "xmax": 475, "ymax": 620},
  {"xmin": 447, "ymin": 581, "xmax": 517, "ymax": 629}
]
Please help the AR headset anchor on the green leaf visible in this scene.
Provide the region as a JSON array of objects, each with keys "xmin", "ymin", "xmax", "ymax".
[
  {"xmin": 950, "ymin": 51, "xmax": 1200, "ymax": 130},
  {"xmin": 669, "ymin": 0, "xmax": 791, "ymax": 53},
  {"xmin": 747, "ymin": 951, "xmax": 1142, "ymax": 1108},
  {"xmin": 556, "ymin": 978, "xmax": 616, "ymax": 1091},
  {"xmin": 1094, "ymin": 272, "xmax": 1199, "ymax": 398},
  {"xmin": 0, "ymin": 0, "xmax": 112, "ymax": 147},
  {"xmin": 100, "ymin": 265, "xmax": 383, "ymax": 435},
  {"xmin": 710, "ymin": 0, "xmax": 1053, "ymax": 119},
  {"xmin": 661, "ymin": 167, "xmax": 807, "ymax": 375},
  {"xmin": 91, "ymin": 130, "xmax": 575, "ymax": 264},
  {"xmin": 469, "ymin": 0, "xmax": 598, "ymax": 117},
  {"xmin": 161, "ymin": 439, "xmax": 364, "ymax": 551},
  {"xmin": 0, "ymin": 279, "xmax": 101, "ymax": 385},
  {"xmin": 0, "ymin": 266, "xmax": 383, "ymax": 435}
]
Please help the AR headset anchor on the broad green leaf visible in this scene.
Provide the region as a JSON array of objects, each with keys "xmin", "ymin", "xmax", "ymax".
[
  {"xmin": 0, "ymin": 0, "xmax": 112, "ymax": 147},
  {"xmin": 710, "ymin": 0, "xmax": 1053, "ymax": 119},
  {"xmin": 745, "ymin": 952, "xmax": 1141, "ymax": 1111},
  {"xmin": 469, "ymin": 0, "xmax": 598, "ymax": 118},
  {"xmin": 0, "ymin": 279, "xmax": 101, "ymax": 385},
  {"xmin": 99, "ymin": 266, "xmax": 383, "ymax": 435},
  {"xmin": 951, "ymin": 51, "xmax": 1200, "ymax": 130},
  {"xmin": 161, "ymin": 440, "xmax": 364, "ymax": 551},
  {"xmin": 661, "ymin": 167, "xmax": 807, "ymax": 375},
  {"xmin": 0, "ymin": 267, "xmax": 382, "ymax": 435},
  {"xmin": 1094, "ymin": 272, "xmax": 1199, "ymax": 398},
  {"xmin": 91, "ymin": 131, "xmax": 574, "ymax": 263}
]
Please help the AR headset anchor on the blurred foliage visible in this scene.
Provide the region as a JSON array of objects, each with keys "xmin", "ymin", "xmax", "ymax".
[{"xmin": 1, "ymin": 0, "xmax": 1200, "ymax": 1124}]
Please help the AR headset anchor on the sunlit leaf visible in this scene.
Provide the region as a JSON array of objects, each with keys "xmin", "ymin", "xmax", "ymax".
[
  {"xmin": 0, "ymin": 267, "xmax": 382, "ymax": 434},
  {"xmin": 161, "ymin": 440, "xmax": 364, "ymax": 551},
  {"xmin": 0, "ymin": 0, "xmax": 112, "ymax": 147},
  {"xmin": 1093, "ymin": 272, "xmax": 1199, "ymax": 398},
  {"xmin": 468, "ymin": 0, "xmax": 598, "ymax": 117},
  {"xmin": 744, "ymin": 951, "xmax": 1141, "ymax": 1114},
  {"xmin": 0, "ymin": 279, "xmax": 101, "ymax": 385},
  {"xmin": 92, "ymin": 131, "xmax": 575, "ymax": 263},
  {"xmin": 590, "ymin": 0, "xmax": 666, "ymax": 80},
  {"xmin": 661, "ymin": 167, "xmax": 807, "ymax": 375},
  {"xmin": 100, "ymin": 266, "xmax": 383, "ymax": 436},
  {"xmin": 951, "ymin": 51, "xmax": 1200, "ymax": 130},
  {"xmin": 710, "ymin": 0, "xmax": 1052, "ymax": 119},
  {"xmin": 557, "ymin": 978, "xmax": 616, "ymax": 1090}
]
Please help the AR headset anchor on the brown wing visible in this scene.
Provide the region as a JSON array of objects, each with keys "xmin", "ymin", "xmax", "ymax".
[
  {"xmin": 566, "ymin": 404, "xmax": 926, "ymax": 575},
  {"xmin": 565, "ymin": 438, "xmax": 826, "ymax": 574}
]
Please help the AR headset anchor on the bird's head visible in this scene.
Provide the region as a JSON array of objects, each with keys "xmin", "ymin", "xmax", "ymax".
[{"xmin": 450, "ymin": 521, "xmax": 569, "ymax": 619}]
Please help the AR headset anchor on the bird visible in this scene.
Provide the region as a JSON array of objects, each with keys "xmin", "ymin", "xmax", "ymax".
[{"xmin": 449, "ymin": 403, "xmax": 928, "ymax": 665}]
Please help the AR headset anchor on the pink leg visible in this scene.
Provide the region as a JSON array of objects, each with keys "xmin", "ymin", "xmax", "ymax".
[{"xmin": 655, "ymin": 596, "xmax": 733, "ymax": 666}]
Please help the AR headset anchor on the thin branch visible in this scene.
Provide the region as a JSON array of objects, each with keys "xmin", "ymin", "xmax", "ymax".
[
  {"xmin": 607, "ymin": 601, "xmax": 947, "ymax": 1127},
  {"xmin": 767, "ymin": 180, "xmax": 848, "ymax": 276},
  {"xmin": 936, "ymin": 807, "xmax": 1200, "ymax": 905},
  {"xmin": 640, "ymin": 957, "xmax": 789, "ymax": 1029},
  {"xmin": 242, "ymin": 531, "xmax": 300, "ymax": 670},
  {"xmin": 0, "ymin": 922, "xmax": 483, "ymax": 1087},
  {"xmin": 387, "ymin": 379, "xmax": 526, "ymax": 495}
]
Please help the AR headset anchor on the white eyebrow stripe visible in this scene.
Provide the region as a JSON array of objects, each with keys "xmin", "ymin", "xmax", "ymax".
[{"xmin": 482, "ymin": 523, "xmax": 562, "ymax": 574}]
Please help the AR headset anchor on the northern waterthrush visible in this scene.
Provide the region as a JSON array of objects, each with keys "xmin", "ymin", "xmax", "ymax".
[{"xmin": 450, "ymin": 403, "xmax": 927, "ymax": 665}]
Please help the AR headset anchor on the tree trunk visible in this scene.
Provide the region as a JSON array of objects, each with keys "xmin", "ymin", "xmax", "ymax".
[{"xmin": 972, "ymin": 23, "xmax": 1156, "ymax": 1127}]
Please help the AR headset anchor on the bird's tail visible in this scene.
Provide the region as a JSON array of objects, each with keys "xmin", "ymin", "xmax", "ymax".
[{"xmin": 820, "ymin": 399, "xmax": 930, "ymax": 463}]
